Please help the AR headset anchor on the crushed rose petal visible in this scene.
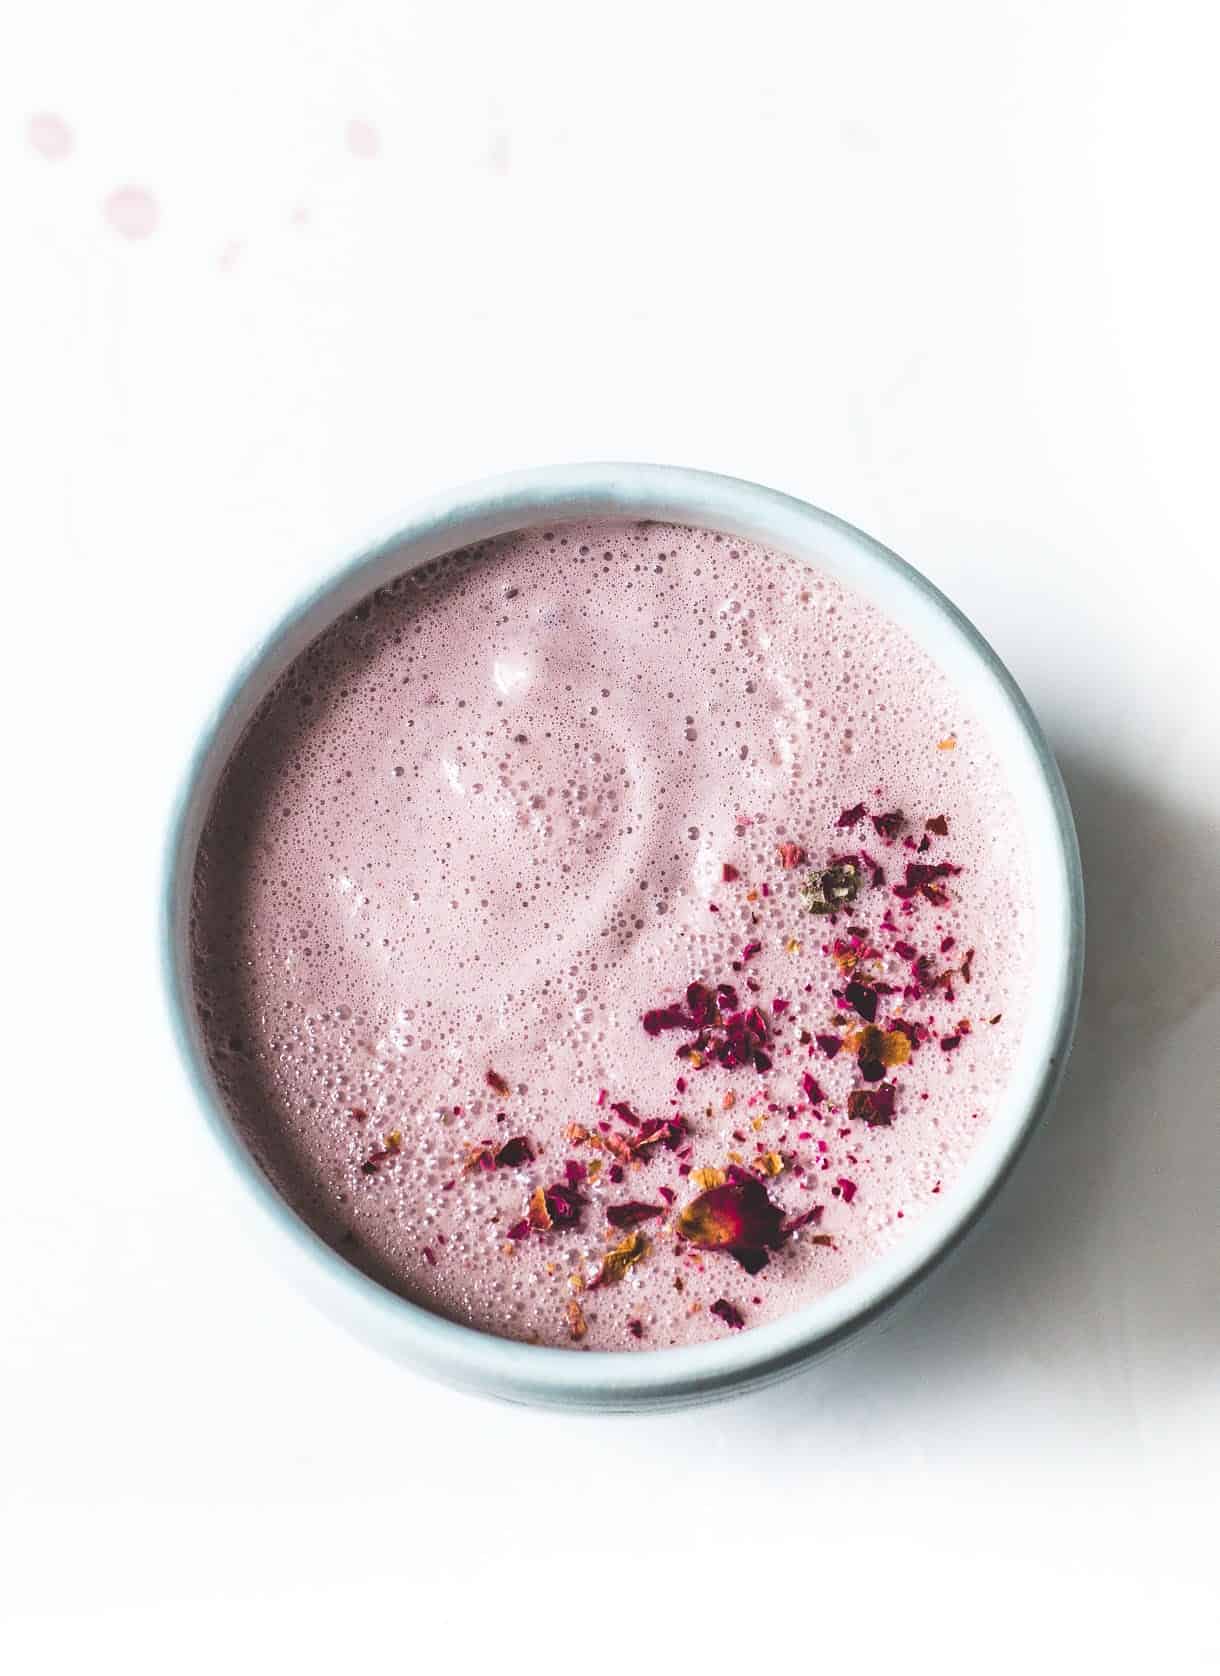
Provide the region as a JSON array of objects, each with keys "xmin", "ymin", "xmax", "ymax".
[
  {"xmin": 566, "ymin": 1299, "xmax": 587, "ymax": 1341},
  {"xmin": 677, "ymin": 1172, "xmax": 789, "ymax": 1274},
  {"xmin": 801, "ymin": 861, "xmax": 861, "ymax": 916},
  {"xmin": 589, "ymin": 1230, "xmax": 648, "ymax": 1288},
  {"xmin": 606, "ymin": 1201, "xmax": 665, "ymax": 1229},
  {"xmin": 847, "ymin": 1084, "xmax": 897, "ymax": 1126},
  {"xmin": 690, "ymin": 1166, "xmax": 727, "ymax": 1190},
  {"xmin": 710, "ymin": 1298, "xmax": 746, "ymax": 1330}
]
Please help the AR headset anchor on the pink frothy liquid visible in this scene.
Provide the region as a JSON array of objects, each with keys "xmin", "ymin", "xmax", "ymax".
[{"xmin": 191, "ymin": 522, "xmax": 1033, "ymax": 1349}]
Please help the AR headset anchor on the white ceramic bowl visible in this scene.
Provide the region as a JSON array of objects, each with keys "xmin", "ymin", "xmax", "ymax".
[{"xmin": 163, "ymin": 463, "xmax": 1083, "ymax": 1410}]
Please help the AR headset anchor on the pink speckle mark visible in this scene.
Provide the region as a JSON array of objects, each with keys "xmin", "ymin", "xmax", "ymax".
[
  {"xmin": 345, "ymin": 119, "xmax": 381, "ymax": 159},
  {"xmin": 289, "ymin": 204, "xmax": 311, "ymax": 227},
  {"xmin": 218, "ymin": 238, "xmax": 243, "ymax": 271},
  {"xmin": 485, "ymin": 129, "xmax": 511, "ymax": 176},
  {"xmin": 103, "ymin": 186, "xmax": 159, "ymax": 240},
  {"xmin": 28, "ymin": 113, "xmax": 74, "ymax": 161}
]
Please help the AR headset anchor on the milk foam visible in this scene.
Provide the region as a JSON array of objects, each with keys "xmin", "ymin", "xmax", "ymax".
[{"xmin": 191, "ymin": 522, "xmax": 1032, "ymax": 1349}]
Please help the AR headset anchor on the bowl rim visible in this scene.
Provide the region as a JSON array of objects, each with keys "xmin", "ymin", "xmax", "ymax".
[{"xmin": 162, "ymin": 462, "xmax": 1084, "ymax": 1410}]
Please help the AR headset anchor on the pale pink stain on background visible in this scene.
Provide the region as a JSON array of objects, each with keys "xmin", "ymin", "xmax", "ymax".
[
  {"xmin": 345, "ymin": 119, "xmax": 381, "ymax": 159},
  {"xmin": 289, "ymin": 204, "xmax": 311, "ymax": 227},
  {"xmin": 218, "ymin": 238, "xmax": 243, "ymax": 271},
  {"xmin": 485, "ymin": 129, "xmax": 511, "ymax": 176},
  {"xmin": 28, "ymin": 113, "xmax": 75, "ymax": 161},
  {"xmin": 103, "ymin": 186, "xmax": 159, "ymax": 240}
]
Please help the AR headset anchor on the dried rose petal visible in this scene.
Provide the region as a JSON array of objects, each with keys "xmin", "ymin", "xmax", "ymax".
[
  {"xmin": 544, "ymin": 1183, "xmax": 585, "ymax": 1226},
  {"xmin": 627, "ymin": 1318, "xmax": 644, "ymax": 1339},
  {"xmin": 528, "ymin": 1185, "xmax": 553, "ymax": 1232},
  {"xmin": 844, "ymin": 980, "xmax": 878, "ymax": 1023},
  {"xmin": 485, "ymin": 1069, "xmax": 511, "ymax": 1097},
  {"xmin": 606, "ymin": 1201, "xmax": 665, "ymax": 1229},
  {"xmin": 710, "ymin": 1298, "xmax": 746, "ymax": 1330},
  {"xmin": 494, "ymin": 1135, "xmax": 534, "ymax": 1168},
  {"xmin": 633, "ymin": 1115, "xmax": 687, "ymax": 1153},
  {"xmin": 871, "ymin": 810, "xmax": 904, "ymax": 839},
  {"xmin": 776, "ymin": 841, "xmax": 806, "ymax": 870},
  {"xmin": 925, "ymin": 814, "xmax": 949, "ymax": 836},
  {"xmin": 801, "ymin": 861, "xmax": 861, "ymax": 916},
  {"xmin": 564, "ymin": 1159, "xmax": 587, "ymax": 1187},
  {"xmin": 892, "ymin": 859, "xmax": 962, "ymax": 905},
  {"xmin": 642, "ymin": 1004, "xmax": 691, "ymax": 1036},
  {"xmin": 506, "ymin": 1218, "xmax": 530, "ymax": 1241},
  {"xmin": 566, "ymin": 1299, "xmax": 587, "ymax": 1341},
  {"xmin": 677, "ymin": 1175, "xmax": 787, "ymax": 1273},
  {"xmin": 741, "ymin": 940, "xmax": 762, "ymax": 962},
  {"xmin": 836, "ymin": 1176, "xmax": 858, "ymax": 1203},
  {"xmin": 801, "ymin": 1071, "xmax": 825, "ymax": 1103},
  {"xmin": 850, "ymin": 1025, "xmax": 912, "ymax": 1080},
  {"xmin": 722, "ymin": 862, "xmax": 740, "ymax": 882},
  {"xmin": 836, "ymin": 802, "xmax": 867, "ymax": 828},
  {"xmin": 691, "ymin": 1165, "xmax": 728, "ymax": 1190},
  {"xmin": 940, "ymin": 1034, "xmax": 962, "ymax": 1051},
  {"xmin": 816, "ymin": 1033, "xmax": 842, "ymax": 1059},
  {"xmin": 589, "ymin": 1230, "xmax": 648, "ymax": 1288},
  {"xmin": 847, "ymin": 1084, "xmax": 897, "ymax": 1127}
]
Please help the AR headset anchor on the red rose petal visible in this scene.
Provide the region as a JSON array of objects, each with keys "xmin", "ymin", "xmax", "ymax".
[
  {"xmin": 710, "ymin": 1298, "xmax": 746, "ymax": 1329},
  {"xmin": 606, "ymin": 1201, "xmax": 665, "ymax": 1229},
  {"xmin": 847, "ymin": 1084, "xmax": 897, "ymax": 1126}
]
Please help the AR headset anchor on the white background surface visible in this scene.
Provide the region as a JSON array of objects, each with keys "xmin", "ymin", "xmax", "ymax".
[{"xmin": 4, "ymin": 3, "xmax": 1218, "ymax": 1671}]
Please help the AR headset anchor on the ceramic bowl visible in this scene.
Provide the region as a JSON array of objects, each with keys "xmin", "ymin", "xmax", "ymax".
[{"xmin": 163, "ymin": 463, "xmax": 1083, "ymax": 1410}]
